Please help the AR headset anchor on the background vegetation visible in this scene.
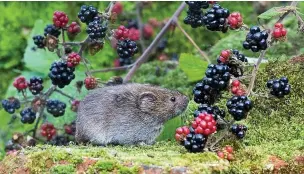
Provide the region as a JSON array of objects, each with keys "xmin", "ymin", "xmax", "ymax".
[{"xmin": 0, "ymin": 2, "xmax": 303, "ymax": 170}]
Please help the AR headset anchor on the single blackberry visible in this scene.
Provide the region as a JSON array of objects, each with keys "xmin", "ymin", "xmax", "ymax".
[
  {"xmin": 226, "ymin": 96, "xmax": 253, "ymax": 121},
  {"xmin": 1, "ymin": 98, "xmax": 20, "ymax": 114},
  {"xmin": 20, "ymin": 107, "xmax": 36, "ymax": 124},
  {"xmin": 232, "ymin": 49, "xmax": 248, "ymax": 62},
  {"xmin": 126, "ymin": 19, "xmax": 138, "ymax": 29},
  {"xmin": 86, "ymin": 18, "xmax": 107, "ymax": 40},
  {"xmin": 48, "ymin": 61, "xmax": 75, "ymax": 88},
  {"xmin": 182, "ymin": 129, "xmax": 206, "ymax": 153},
  {"xmin": 78, "ymin": 5, "xmax": 98, "ymax": 24},
  {"xmin": 49, "ymin": 135, "xmax": 69, "ymax": 146},
  {"xmin": 44, "ymin": 24, "xmax": 61, "ymax": 38},
  {"xmin": 267, "ymin": 77, "xmax": 291, "ymax": 98},
  {"xmin": 193, "ymin": 81, "xmax": 219, "ymax": 104},
  {"xmin": 116, "ymin": 39, "xmax": 139, "ymax": 59},
  {"xmin": 194, "ymin": 104, "xmax": 225, "ymax": 120},
  {"xmin": 33, "ymin": 35, "xmax": 45, "ymax": 48},
  {"xmin": 46, "ymin": 99, "xmax": 66, "ymax": 117},
  {"xmin": 119, "ymin": 57, "xmax": 133, "ymax": 66},
  {"xmin": 243, "ymin": 26, "xmax": 268, "ymax": 52},
  {"xmin": 202, "ymin": 4, "xmax": 230, "ymax": 32},
  {"xmin": 184, "ymin": 10, "xmax": 204, "ymax": 28},
  {"xmin": 230, "ymin": 124, "xmax": 247, "ymax": 139},
  {"xmin": 204, "ymin": 64, "xmax": 230, "ymax": 90},
  {"xmin": 28, "ymin": 76, "xmax": 44, "ymax": 95},
  {"xmin": 185, "ymin": 1, "xmax": 209, "ymax": 11}
]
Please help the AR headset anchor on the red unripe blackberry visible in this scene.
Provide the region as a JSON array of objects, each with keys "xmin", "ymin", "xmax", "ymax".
[
  {"xmin": 232, "ymin": 80, "xmax": 240, "ymax": 87},
  {"xmin": 225, "ymin": 145, "xmax": 233, "ymax": 153},
  {"xmin": 114, "ymin": 25, "xmax": 129, "ymax": 40},
  {"xmin": 192, "ymin": 113, "xmax": 217, "ymax": 136},
  {"xmin": 227, "ymin": 153, "xmax": 234, "ymax": 161},
  {"xmin": 228, "ymin": 12, "xmax": 243, "ymax": 29},
  {"xmin": 274, "ymin": 23, "xmax": 283, "ymax": 29},
  {"xmin": 40, "ymin": 123, "xmax": 56, "ymax": 141},
  {"xmin": 128, "ymin": 28, "xmax": 140, "ymax": 41},
  {"xmin": 53, "ymin": 11, "xmax": 69, "ymax": 28},
  {"xmin": 220, "ymin": 50, "xmax": 230, "ymax": 59},
  {"xmin": 231, "ymin": 86, "xmax": 238, "ymax": 94},
  {"xmin": 281, "ymin": 28, "xmax": 287, "ymax": 36},
  {"xmin": 112, "ymin": 2, "xmax": 123, "ymax": 15},
  {"xmin": 67, "ymin": 52, "xmax": 81, "ymax": 67},
  {"xmin": 148, "ymin": 18, "xmax": 160, "ymax": 28},
  {"xmin": 217, "ymin": 151, "xmax": 225, "ymax": 159},
  {"xmin": 272, "ymin": 28, "xmax": 282, "ymax": 38},
  {"xmin": 67, "ymin": 22, "xmax": 81, "ymax": 34},
  {"xmin": 143, "ymin": 24, "xmax": 154, "ymax": 39},
  {"xmin": 13, "ymin": 76, "xmax": 28, "ymax": 91},
  {"xmin": 84, "ymin": 76, "xmax": 98, "ymax": 90}
]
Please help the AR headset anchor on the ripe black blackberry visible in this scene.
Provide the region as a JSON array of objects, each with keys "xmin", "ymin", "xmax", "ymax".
[
  {"xmin": 49, "ymin": 135, "xmax": 69, "ymax": 146},
  {"xmin": 117, "ymin": 39, "xmax": 139, "ymax": 59},
  {"xmin": 20, "ymin": 107, "xmax": 36, "ymax": 124},
  {"xmin": 33, "ymin": 35, "xmax": 45, "ymax": 48},
  {"xmin": 232, "ymin": 49, "xmax": 248, "ymax": 62},
  {"xmin": 202, "ymin": 4, "xmax": 230, "ymax": 32},
  {"xmin": 205, "ymin": 64, "xmax": 230, "ymax": 90},
  {"xmin": 182, "ymin": 127, "xmax": 206, "ymax": 153},
  {"xmin": 184, "ymin": 10, "xmax": 204, "ymax": 28},
  {"xmin": 78, "ymin": 5, "xmax": 98, "ymax": 24},
  {"xmin": 86, "ymin": 17, "xmax": 107, "ymax": 40},
  {"xmin": 193, "ymin": 81, "xmax": 219, "ymax": 104},
  {"xmin": 226, "ymin": 96, "xmax": 253, "ymax": 121},
  {"xmin": 231, "ymin": 124, "xmax": 247, "ymax": 139},
  {"xmin": 48, "ymin": 61, "xmax": 75, "ymax": 88},
  {"xmin": 46, "ymin": 99, "xmax": 66, "ymax": 117},
  {"xmin": 185, "ymin": 1, "xmax": 209, "ymax": 11},
  {"xmin": 267, "ymin": 77, "xmax": 291, "ymax": 98},
  {"xmin": 243, "ymin": 26, "xmax": 268, "ymax": 52},
  {"xmin": 119, "ymin": 57, "xmax": 133, "ymax": 66},
  {"xmin": 44, "ymin": 24, "xmax": 61, "ymax": 38},
  {"xmin": 28, "ymin": 76, "xmax": 44, "ymax": 95},
  {"xmin": 157, "ymin": 38, "xmax": 168, "ymax": 52},
  {"xmin": 1, "ymin": 98, "xmax": 20, "ymax": 114},
  {"xmin": 193, "ymin": 104, "xmax": 225, "ymax": 120}
]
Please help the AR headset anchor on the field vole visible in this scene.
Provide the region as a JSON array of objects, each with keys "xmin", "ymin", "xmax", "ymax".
[{"xmin": 75, "ymin": 83, "xmax": 189, "ymax": 145}]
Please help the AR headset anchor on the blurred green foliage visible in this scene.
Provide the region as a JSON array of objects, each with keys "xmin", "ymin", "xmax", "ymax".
[{"xmin": 0, "ymin": 1, "xmax": 304, "ymax": 159}]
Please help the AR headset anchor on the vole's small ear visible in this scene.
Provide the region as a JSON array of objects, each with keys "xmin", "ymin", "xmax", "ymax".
[{"xmin": 138, "ymin": 92, "xmax": 157, "ymax": 112}]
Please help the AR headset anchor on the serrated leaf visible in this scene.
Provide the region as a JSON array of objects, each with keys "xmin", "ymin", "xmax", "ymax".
[
  {"xmin": 23, "ymin": 20, "xmax": 59, "ymax": 77},
  {"xmin": 258, "ymin": 6, "xmax": 292, "ymax": 20},
  {"xmin": 179, "ymin": 53, "xmax": 208, "ymax": 82}
]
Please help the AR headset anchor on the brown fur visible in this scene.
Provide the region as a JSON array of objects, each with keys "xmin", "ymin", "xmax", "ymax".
[{"xmin": 75, "ymin": 83, "xmax": 189, "ymax": 145}]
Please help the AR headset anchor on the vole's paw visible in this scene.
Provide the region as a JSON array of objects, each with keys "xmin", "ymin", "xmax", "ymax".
[{"xmin": 138, "ymin": 142, "xmax": 148, "ymax": 146}]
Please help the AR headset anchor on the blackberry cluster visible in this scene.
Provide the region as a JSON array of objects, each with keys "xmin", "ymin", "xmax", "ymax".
[
  {"xmin": 20, "ymin": 107, "xmax": 36, "ymax": 124},
  {"xmin": 117, "ymin": 39, "xmax": 138, "ymax": 66},
  {"xmin": 86, "ymin": 17, "xmax": 108, "ymax": 40},
  {"xmin": 46, "ymin": 99, "xmax": 66, "ymax": 117},
  {"xmin": 44, "ymin": 24, "xmax": 61, "ymax": 38},
  {"xmin": 267, "ymin": 77, "xmax": 291, "ymax": 98},
  {"xmin": 49, "ymin": 135, "xmax": 69, "ymax": 146},
  {"xmin": 202, "ymin": 4, "xmax": 230, "ymax": 32},
  {"xmin": 28, "ymin": 76, "xmax": 44, "ymax": 95},
  {"xmin": 232, "ymin": 49, "xmax": 248, "ymax": 62},
  {"xmin": 78, "ymin": 5, "xmax": 98, "ymax": 24},
  {"xmin": 184, "ymin": 2, "xmax": 209, "ymax": 28},
  {"xmin": 226, "ymin": 96, "xmax": 253, "ymax": 121},
  {"xmin": 48, "ymin": 61, "xmax": 75, "ymax": 88},
  {"xmin": 243, "ymin": 26, "xmax": 268, "ymax": 52},
  {"xmin": 1, "ymin": 98, "xmax": 20, "ymax": 114},
  {"xmin": 193, "ymin": 104, "xmax": 225, "ymax": 120},
  {"xmin": 231, "ymin": 124, "xmax": 248, "ymax": 139},
  {"xmin": 182, "ymin": 127, "xmax": 206, "ymax": 153},
  {"xmin": 33, "ymin": 35, "xmax": 45, "ymax": 48},
  {"xmin": 193, "ymin": 64, "xmax": 230, "ymax": 104}
]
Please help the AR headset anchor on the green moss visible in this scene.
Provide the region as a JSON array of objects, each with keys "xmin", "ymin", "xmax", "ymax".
[{"xmin": 50, "ymin": 164, "xmax": 75, "ymax": 174}]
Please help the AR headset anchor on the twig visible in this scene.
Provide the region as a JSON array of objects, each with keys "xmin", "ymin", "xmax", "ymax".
[
  {"xmin": 246, "ymin": 1, "xmax": 298, "ymax": 96},
  {"xmin": 175, "ymin": 20, "xmax": 210, "ymax": 63},
  {"xmin": 90, "ymin": 64, "xmax": 134, "ymax": 74},
  {"xmin": 123, "ymin": 2, "xmax": 187, "ymax": 83},
  {"xmin": 54, "ymin": 89, "xmax": 74, "ymax": 100},
  {"xmin": 61, "ymin": 41, "xmax": 84, "ymax": 46},
  {"xmin": 61, "ymin": 28, "xmax": 66, "ymax": 59},
  {"xmin": 209, "ymin": 120, "xmax": 235, "ymax": 150},
  {"xmin": 136, "ymin": 2, "xmax": 146, "ymax": 52}
]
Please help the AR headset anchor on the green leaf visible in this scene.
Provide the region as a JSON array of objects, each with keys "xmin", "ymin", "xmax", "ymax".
[
  {"xmin": 23, "ymin": 20, "xmax": 59, "ymax": 77},
  {"xmin": 258, "ymin": 6, "xmax": 292, "ymax": 20},
  {"xmin": 179, "ymin": 53, "xmax": 208, "ymax": 82}
]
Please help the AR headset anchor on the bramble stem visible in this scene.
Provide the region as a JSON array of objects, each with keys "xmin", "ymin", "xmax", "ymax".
[
  {"xmin": 123, "ymin": 2, "xmax": 187, "ymax": 82},
  {"xmin": 54, "ymin": 89, "xmax": 74, "ymax": 100},
  {"xmin": 175, "ymin": 20, "xmax": 210, "ymax": 63},
  {"xmin": 136, "ymin": 2, "xmax": 146, "ymax": 52},
  {"xmin": 90, "ymin": 64, "xmax": 134, "ymax": 74}
]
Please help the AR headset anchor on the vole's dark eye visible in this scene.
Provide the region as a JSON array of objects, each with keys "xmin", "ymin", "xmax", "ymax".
[{"xmin": 170, "ymin": 97, "xmax": 176, "ymax": 102}]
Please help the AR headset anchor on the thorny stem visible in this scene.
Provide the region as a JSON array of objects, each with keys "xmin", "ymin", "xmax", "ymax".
[
  {"xmin": 136, "ymin": 2, "xmax": 146, "ymax": 52},
  {"xmin": 246, "ymin": 1, "xmax": 298, "ymax": 96},
  {"xmin": 90, "ymin": 64, "xmax": 134, "ymax": 74},
  {"xmin": 123, "ymin": 2, "xmax": 187, "ymax": 82},
  {"xmin": 175, "ymin": 20, "xmax": 210, "ymax": 63}
]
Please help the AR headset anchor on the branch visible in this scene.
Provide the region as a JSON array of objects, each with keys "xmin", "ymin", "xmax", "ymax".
[
  {"xmin": 90, "ymin": 64, "xmax": 134, "ymax": 74},
  {"xmin": 175, "ymin": 20, "xmax": 210, "ymax": 63},
  {"xmin": 136, "ymin": 2, "xmax": 146, "ymax": 52},
  {"xmin": 123, "ymin": 2, "xmax": 187, "ymax": 83},
  {"xmin": 54, "ymin": 89, "xmax": 74, "ymax": 100},
  {"xmin": 246, "ymin": 1, "xmax": 298, "ymax": 96}
]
